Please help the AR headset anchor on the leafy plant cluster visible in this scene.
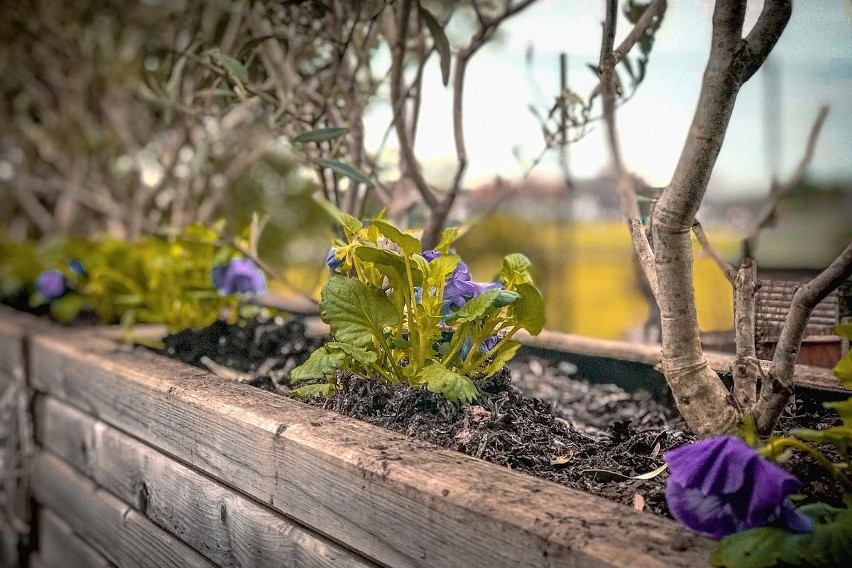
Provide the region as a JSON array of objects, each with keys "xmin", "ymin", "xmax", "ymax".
[
  {"xmin": 666, "ymin": 324, "xmax": 852, "ymax": 568},
  {"xmin": 291, "ymin": 202, "xmax": 545, "ymax": 402},
  {"xmin": 0, "ymin": 222, "xmax": 267, "ymax": 335}
]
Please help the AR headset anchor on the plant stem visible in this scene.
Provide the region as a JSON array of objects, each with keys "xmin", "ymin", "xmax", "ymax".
[{"xmin": 762, "ymin": 437, "xmax": 852, "ymax": 493}]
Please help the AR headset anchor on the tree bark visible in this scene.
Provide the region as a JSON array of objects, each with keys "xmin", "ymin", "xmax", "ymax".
[{"xmin": 652, "ymin": 0, "xmax": 791, "ymax": 436}]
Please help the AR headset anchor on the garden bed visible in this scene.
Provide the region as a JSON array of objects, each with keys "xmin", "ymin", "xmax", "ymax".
[{"xmin": 0, "ymin": 305, "xmax": 721, "ymax": 567}]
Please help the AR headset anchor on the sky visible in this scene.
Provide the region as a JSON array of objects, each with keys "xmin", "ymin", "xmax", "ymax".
[{"xmin": 364, "ymin": 0, "xmax": 852, "ymax": 200}]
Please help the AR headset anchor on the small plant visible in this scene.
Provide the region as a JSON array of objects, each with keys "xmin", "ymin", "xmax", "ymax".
[
  {"xmin": 291, "ymin": 203, "xmax": 545, "ymax": 401},
  {"xmin": 665, "ymin": 323, "xmax": 852, "ymax": 567},
  {"xmin": 0, "ymin": 222, "xmax": 269, "ymax": 335}
]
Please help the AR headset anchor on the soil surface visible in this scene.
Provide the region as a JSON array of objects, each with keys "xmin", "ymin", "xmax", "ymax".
[{"xmin": 159, "ymin": 316, "xmax": 846, "ymax": 520}]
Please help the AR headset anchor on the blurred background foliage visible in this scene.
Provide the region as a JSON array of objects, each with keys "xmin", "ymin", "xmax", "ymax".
[{"xmin": 2, "ymin": 0, "xmax": 845, "ymax": 340}]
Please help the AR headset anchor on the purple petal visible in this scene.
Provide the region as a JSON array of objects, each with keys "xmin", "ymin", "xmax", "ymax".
[
  {"xmin": 212, "ymin": 258, "xmax": 266, "ymax": 295},
  {"xmin": 35, "ymin": 270, "xmax": 67, "ymax": 300},
  {"xmin": 420, "ymin": 250, "xmax": 442, "ymax": 262},
  {"xmin": 666, "ymin": 484, "xmax": 746, "ymax": 539},
  {"xmin": 780, "ymin": 503, "xmax": 813, "ymax": 534},
  {"xmin": 664, "ymin": 436, "xmax": 810, "ymax": 539}
]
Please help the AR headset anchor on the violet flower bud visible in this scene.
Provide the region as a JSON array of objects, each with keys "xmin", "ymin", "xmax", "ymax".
[
  {"xmin": 68, "ymin": 259, "xmax": 85, "ymax": 275},
  {"xmin": 664, "ymin": 435, "xmax": 813, "ymax": 540},
  {"xmin": 326, "ymin": 248, "xmax": 343, "ymax": 271},
  {"xmin": 35, "ymin": 270, "xmax": 68, "ymax": 300},
  {"xmin": 212, "ymin": 258, "xmax": 266, "ymax": 295}
]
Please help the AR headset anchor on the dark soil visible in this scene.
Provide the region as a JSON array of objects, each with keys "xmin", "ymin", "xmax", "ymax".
[{"xmin": 158, "ymin": 316, "xmax": 846, "ymax": 520}]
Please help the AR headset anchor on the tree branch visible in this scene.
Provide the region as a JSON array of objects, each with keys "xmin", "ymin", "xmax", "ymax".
[
  {"xmin": 753, "ymin": 241, "xmax": 852, "ymax": 434},
  {"xmin": 732, "ymin": 257, "xmax": 759, "ymax": 409},
  {"xmin": 611, "ymin": 0, "xmax": 667, "ymax": 66},
  {"xmin": 599, "ymin": 0, "xmax": 658, "ymax": 297},
  {"xmin": 420, "ymin": 0, "xmax": 539, "ymax": 248},
  {"xmin": 743, "ymin": 105, "xmax": 828, "ymax": 257},
  {"xmin": 648, "ymin": 0, "xmax": 790, "ymax": 436},
  {"xmin": 389, "ymin": 0, "xmax": 438, "ymax": 210}
]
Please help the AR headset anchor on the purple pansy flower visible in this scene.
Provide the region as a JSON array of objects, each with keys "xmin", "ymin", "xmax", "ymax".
[
  {"xmin": 420, "ymin": 250, "xmax": 503, "ymax": 315},
  {"xmin": 212, "ymin": 258, "xmax": 266, "ymax": 295},
  {"xmin": 35, "ymin": 270, "xmax": 68, "ymax": 300},
  {"xmin": 664, "ymin": 436, "xmax": 812, "ymax": 540}
]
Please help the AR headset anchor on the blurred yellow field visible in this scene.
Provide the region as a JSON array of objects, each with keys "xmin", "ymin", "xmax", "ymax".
[{"xmin": 276, "ymin": 217, "xmax": 740, "ymax": 340}]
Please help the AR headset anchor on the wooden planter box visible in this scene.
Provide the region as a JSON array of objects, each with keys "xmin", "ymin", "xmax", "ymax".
[{"xmin": 0, "ymin": 305, "xmax": 732, "ymax": 567}]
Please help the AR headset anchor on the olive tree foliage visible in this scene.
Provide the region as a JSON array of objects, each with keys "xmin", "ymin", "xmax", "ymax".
[
  {"xmin": 601, "ymin": 0, "xmax": 852, "ymax": 437},
  {"xmin": 0, "ymin": 0, "xmax": 540, "ymax": 251}
]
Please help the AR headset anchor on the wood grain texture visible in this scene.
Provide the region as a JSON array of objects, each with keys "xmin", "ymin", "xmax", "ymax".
[
  {"xmin": 29, "ymin": 332, "xmax": 714, "ymax": 568},
  {"xmin": 0, "ymin": 309, "xmax": 35, "ymax": 565},
  {"xmin": 38, "ymin": 508, "xmax": 114, "ymax": 568},
  {"xmin": 0, "ymin": 314, "xmax": 27, "ymax": 389},
  {"xmin": 36, "ymin": 395, "xmax": 376, "ymax": 568},
  {"xmin": 517, "ymin": 329, "xmax": 848, "ymax": 392},
  {"xmin": 31, "ymin": 451, "xmax": 215, "ymax": 568},
  {"xmin": 28, "ymin": 552, "xmax": 45, "ymax": 568}
]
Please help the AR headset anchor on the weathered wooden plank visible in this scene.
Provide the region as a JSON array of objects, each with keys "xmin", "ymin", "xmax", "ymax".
[
  {"xmin": 28, "ymin": 552, "xmax": 45, "ymax": 568},
  {"xmin": 517, "ymin": 329, "xmax": 848, "ymax": 392},
  {"xmin": 30, "ymin": 332, "xmax": 714, "ymax": 568},
  {"xmin": 0, "ymin": 519, "xmax": 19, "ymax": 568},
  {"xmin": 36, "ymin": 395, "xmax": 376, "ymax": 568},
  {"xmin": 0, "ymin": 314, "xmax": 27, "ymax": 389},
  {"xmin": 38, "ymin": 508, "xmax": 114, "ymax": 568},
  {"xmin": 0, "ymin": 310, "xmax": 35, "ymax": 563},
  {"xmin": 31, "ymin": 451, "xmax": 214, "ymax": 568}
]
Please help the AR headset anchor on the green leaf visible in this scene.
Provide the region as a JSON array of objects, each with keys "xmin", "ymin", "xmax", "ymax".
[
  {"xmin": 712, "ymin": 504, "xmax": 852, "ymax": 568},
  {"xmin": 825, "ymin": 398, "xmax": 852, "ymax": 424},
  {"xmin": 435, "ymin": 226, "xmax": 459, "ymax": 253},
  {"xmin": 209, "ymin": 49, "xmax": 249, "ymax": 83},
  {"xmin": 423, "ymin": 254, "xmax": 459, "ymax": 287},
  {"xmin": 832, "ymin": 346, "xmax": 852, "ymax": 388},
  {"xmin": 320, "ymin": 276, "xmax": 400, "ymax": 349},
  {"xmin": 414, "ymin": 362, "xmax": 477, "ymax": 403},
  {"xmin": 355, "ymin": 246, "xmax": 419, "ymax": 288},
  {"xmin": 327, "ymin": 341, "xmax": 378, "ymax": 365},
  {"xmin": 493, "ymin": 290, "xmax": 520, "ymax": 307},
  {"xmin": 294, "ymin": 127, "xmax": 348, "ymax": 144},
  {"xmin": 49, "ymin": 293, "xmax": 84, "ymax": 322},
  {"xmin": 291, "ymin": 346, "xmax": 345, "ymax": 382},
  {"xmin": 292, "ymin": 382, "xmax": 336, "ymax": 398},
  {"xmin": 836, "ymin": 324, "xmax": 852, "ymax": 341},
  {"xmin": 315, "ymin": 198, "xmax": 363, "ymax": 234},
  {"xmin": 510, "ymin": 282, "xmax": 545, "ymax": 335},
  {"xmin": 500, "ymin": 253, "xmax": 533, "ymax": 288},
  {"xmin": 372, "ymin": 220, "xmax": 422, "ymax": 256},
  {"xmin": 448, "ymin": 289, "xmax": 504, "ymax": 324},
  {"xmin": 480, "ymin": 339, "xmax": 521, "ymax": 377},
  {"xmin": 419, "ymin": 5, "xmax": 451, "ymax": 86},
  {"xmin": 315, "ymin": 159, "xmax": 372, "ymax": 186}
]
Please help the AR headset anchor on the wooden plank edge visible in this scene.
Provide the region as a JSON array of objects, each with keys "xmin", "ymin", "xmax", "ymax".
[
  {"xmin": 38, "ymin": 508, "xmax": 114, "ymax": 568},
  {"xmin": 516, "ymin": 329, "xmax": 848, "ymax": 393},
  {"xmin": 29, "ymin": 332, "xmax": 714, "ymax": 568},
  {"xmin": 31, "ymin": 451, "xmax": 214, "ymax": 568},
  {"xmin": 36, "ymin": 395, "xmax": 376, "ymax": 568}
]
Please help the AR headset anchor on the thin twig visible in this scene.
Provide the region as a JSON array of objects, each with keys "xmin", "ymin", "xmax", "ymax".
[
  {"xmin": 692, "ymin": 220, "xmax": 736, "ymax": 281},
  {"xmin": 754, "ymin": 240, "xmax": 852, "ymax": 435},
  {"xmin": 743, "ymin": 105, "xmax": 829, "ymax": 256},
  {"xmin": 599, "ymin": 0, "xmax": 658, "ymax": 297}
]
